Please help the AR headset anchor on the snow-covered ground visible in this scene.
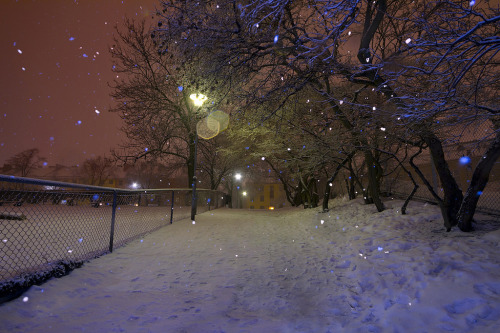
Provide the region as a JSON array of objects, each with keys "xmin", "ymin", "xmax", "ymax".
[{"xmin": 0, "ymin": 197, "xmax": 499, "ymax": 332}]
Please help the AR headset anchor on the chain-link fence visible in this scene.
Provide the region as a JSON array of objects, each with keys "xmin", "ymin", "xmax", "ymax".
[
  {"xmin": 0, "ymin": 175, "xmax": 226, "ymax": 302},
  {"xmin": 323, "ymin": 121, "xmax": 499, "ymax": 216},
  {"xmin": 379, "ymin": 137, "xmax": 500, "ymax": 215}
]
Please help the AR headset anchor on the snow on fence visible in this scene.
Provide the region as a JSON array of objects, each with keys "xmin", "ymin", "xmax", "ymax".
[{"xmin": 0, "ymin": 175, "xmax": 225, "ymax": 302}]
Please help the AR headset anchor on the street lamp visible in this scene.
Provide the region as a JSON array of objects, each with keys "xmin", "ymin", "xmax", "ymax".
[
  {"xmin": 190, "ymin": 93, "xmax": 207, "ymax": 107},
  {"xmin": 190, "ymin": 93, "xmax": 207, "ymax": 221}
]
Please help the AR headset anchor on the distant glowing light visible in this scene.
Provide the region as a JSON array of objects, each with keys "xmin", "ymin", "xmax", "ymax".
[
  {"xmin": 405, "ymin": 38, "xmax": 411, "ymax": 44},
  {"xmin": 339, "ymin": 100, "xmax": 343, "ymax": 105},
  {"xmin": 235, "ymin": 173, "xmax": 242, "ymax": 180},
  {"xmin": 95, "ymin": 109, "xmax": 100, "ymax": 114},
  {"xmin": 372, "ymin": 106, "xmax": 376, "ymax": 111},
  {"xmin": 469, "ymin": 0, "xmax": 475, "ymax": 5},
  {"xmin": 269, "ymin": 206, "xmax": 275, "ymax": 210},
  {"xmin": 178, "ymin": 86, "xmax": 183, "ymax": 91},
  {"xmin": 477, "ymin": 191, "xmax": 483, "ymax": 196},
  {"xmin": 192, "ymin": 221, "xmax": 196, "ymax": 224},
  {"xmin": 348, "ymin": 31, "xmax": 351, "ymax": 36},
  {"xmin": 242, "ymin": 191, "xmax": 247, "ymax": 196},
  {"xmin": 459, "ymin": 156, "xmax": 471, "ymax": 165},
  {"xmin": 23, "ymin": 297, "xmax": 29, "ymax": 302},
  {"xmin": 22, "ymin": 67, "xmax": 26, "ymax": 71},
  {"xmin": 83, "ymin": 53, "xmax": 88, "ymax": 57},
  {"xmin": 69, "ymin": 37, "xmax": 75, "ymax": 41},
  {"xmin": 320, "ymin": 219, "xmax": 324, "ymax": 224},
  {"xmin": 17, "ymin": 49, "xmax": 22, "ymax": 54},
  {"xmin": 261, "ymin": 156, "xmax": 265, "ymax": 160},
  {"xmin": 380, "ymin": 127, "xmax": 386, "ymax": 131},
  {"xmin": 274, "ymin": 35, "xmax": 279, "ymax": 43}
]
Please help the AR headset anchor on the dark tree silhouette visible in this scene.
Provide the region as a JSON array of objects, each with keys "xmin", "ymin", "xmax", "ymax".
[{"xmin": 5, "ymin": 148, "xmax": 46, "ymax": 177}]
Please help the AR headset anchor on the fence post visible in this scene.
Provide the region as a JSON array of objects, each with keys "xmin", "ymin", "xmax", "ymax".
[
  {"xmin": 170, "ymin": 191, "xmax": 175, "ymax": 224},
  {"xmin": 109, "ymin": 191, "xmax": 118, "ymax": 253}
]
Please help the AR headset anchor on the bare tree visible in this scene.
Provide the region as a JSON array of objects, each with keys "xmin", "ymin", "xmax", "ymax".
[
  {"xmin": 5, "ymin": 148, "xmax": 46, "ymax": 177},
  {"xmin": 82, "ymin": 156, "xmax": 115, "ymax": 186},
  {"xmin": 124, "ymin": 159, "xmax": 175, "ymax": 189},
  {"xmin": 110, "ymin": 17, "xmax": 245, "ymax": 188}
]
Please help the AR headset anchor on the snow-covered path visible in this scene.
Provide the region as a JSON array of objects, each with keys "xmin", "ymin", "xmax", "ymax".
[{"xmin": 1, "ymin": 198, "xmax": 499, "ymax": 332}]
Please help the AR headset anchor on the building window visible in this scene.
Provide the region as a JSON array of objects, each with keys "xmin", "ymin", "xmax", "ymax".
[
  {"xmin": 270, "ymin": 185, "xmax": 274, "ymax": 199},
  {"xmin": 260, "ymin": 195, "xmax": 264, "ymax": 202}
]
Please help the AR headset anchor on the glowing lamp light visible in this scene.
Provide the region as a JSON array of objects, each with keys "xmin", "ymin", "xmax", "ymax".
[
  {"xmin": 131, "ymin": 182, "xmax": 139, "ymax": 189},
  {"xmin": 242, "ymin": 191, "xmax": 247, "ymax": 196},
  {"xmin": 190, "ymin": 93, "xmax": 207, "ymax": 106},
  {"xmin": 459, "ymin": 156, "xmax": 471, "ymax": 165},
  {"xmin": 235, "ymin": 173, "xmax": 242, "ymax": 180},
  {"xmin": 269, "ymin": 206, "xmax": 275, "ymax": 210}
]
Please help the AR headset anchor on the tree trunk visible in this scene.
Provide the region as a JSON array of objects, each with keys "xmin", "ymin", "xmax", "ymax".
[
  {"xmin": 364, "ymin": 150, "xmax": 385, "ymax": 212},
  {"xmin": 322, "ymin": 153, "xmax": 355, "ymax": 212},
  {"xmin": 457, "ymin": 132, "xmax": 500, "ymax": 231},
  {"xmin": 422, "ymin": 133, "xmax": 463, "ymax": 231}
]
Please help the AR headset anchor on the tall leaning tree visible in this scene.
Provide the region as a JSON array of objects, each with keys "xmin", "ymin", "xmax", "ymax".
[{"xmin": 381, "ymin": 1, "xmax": 500, "ymax": 231}]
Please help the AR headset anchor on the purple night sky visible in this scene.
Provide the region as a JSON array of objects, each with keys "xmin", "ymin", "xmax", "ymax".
[{"xmin": 0, "ymin": 0, "xmax": 159, "ymax": 167}]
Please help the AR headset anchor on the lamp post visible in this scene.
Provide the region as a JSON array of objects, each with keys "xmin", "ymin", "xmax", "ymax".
[{"xmin": 190, "ymin": 93, "xmax": 207, "ymax": 221}]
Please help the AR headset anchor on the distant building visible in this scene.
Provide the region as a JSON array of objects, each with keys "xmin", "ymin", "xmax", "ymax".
[{"xmin": 237, "ymin": 182, "xmax": 288, "ymax": 210}]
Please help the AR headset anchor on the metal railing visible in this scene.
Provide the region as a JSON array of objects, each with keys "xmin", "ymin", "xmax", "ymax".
[{"xmin": 0, "ymin": 174, "xmax": 226, "ymax": 302}]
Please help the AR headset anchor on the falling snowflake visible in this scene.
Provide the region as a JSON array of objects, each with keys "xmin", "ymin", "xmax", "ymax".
[{"xmin": 459, "ymin": 156, "xmax": 471, "ymax": 165}]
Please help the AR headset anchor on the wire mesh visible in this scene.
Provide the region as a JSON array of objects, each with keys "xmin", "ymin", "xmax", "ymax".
[
  {"xmin": 378, "ymin": 142, "xmax": 499, "ymax": 215},
  {"xmin": 0, "ymin": 176, "xmax": 225, "ymax": 301}
]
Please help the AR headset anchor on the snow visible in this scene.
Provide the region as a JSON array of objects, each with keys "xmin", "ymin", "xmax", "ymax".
[{"xmin": 1, "ymin": 197, "xmax": 499, "ymax": 332}]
